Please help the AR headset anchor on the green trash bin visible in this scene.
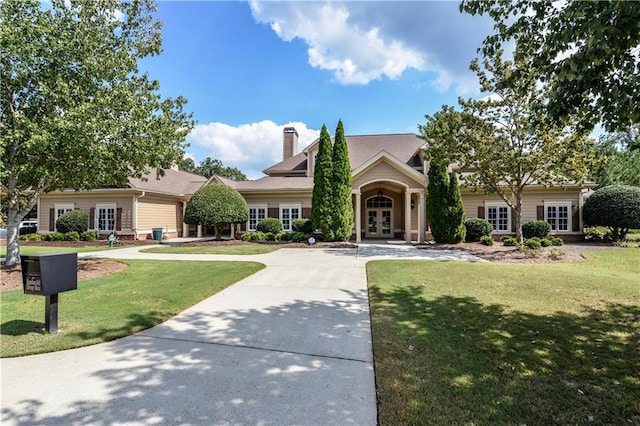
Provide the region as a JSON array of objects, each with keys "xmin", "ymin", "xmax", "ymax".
[{"xmin": 152, "ymin": 228, "xmax": 163, "ymax": 241}]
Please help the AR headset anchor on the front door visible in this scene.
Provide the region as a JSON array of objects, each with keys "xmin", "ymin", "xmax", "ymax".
[{"xmin": 366, "ymin": 195, "xmax": 393, "ymax": 238}]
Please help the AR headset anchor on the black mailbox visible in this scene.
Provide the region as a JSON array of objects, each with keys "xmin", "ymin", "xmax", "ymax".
[
  {"xmin": 20, "ymin": 253, "xmax": 78, "ymax": 334},
  {"xmin": 21, "ymin": 253, "xmax": 77, "ymax": 295}
]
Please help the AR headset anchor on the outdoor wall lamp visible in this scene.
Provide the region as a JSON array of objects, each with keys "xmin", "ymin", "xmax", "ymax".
[{"xmin": 411, "ymin": 199, "xmax": 415, "ymax": 209}]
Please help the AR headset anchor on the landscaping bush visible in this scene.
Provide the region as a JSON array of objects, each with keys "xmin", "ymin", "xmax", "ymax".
[
  {"xmin": 291, "ymin": 232, "xmax": 310, "ymax": 243},
  {"xmin": 480, "ymin": 235, "xmax": 494, "ymax": 246},
  {"xmin": 18, "ymin": 226, "xmax": 38, "ymax": 236},
  {"xmin": 20, "ymin": 233, "xmax": 42, "ymax": 241},
  {"xmin": 81, "ymin": 230, "xmax": 99, "ymax": 241},
  {"xmin": 523, "ymin": 237, "xmax": 542, "ymax": 250},
  {"xmin": 264, "ymin": 232, "xmax": 276, "ymax": 241},
  {"xmin": 276, "ymin": 232, "xmax": 292, "ymax": 242},
  {"xmin": 522, "ymin": 220, "xmax": 551, "ymax": 239},
  {"xmin": 540, "ymin": 237, "xmax": 552, "ymax": 247},
  {"xmin": 256, "ymin": 218, "xmax": 283, "ymax": 234},
  {"xmin": 583, "ymin": 226, "xmax": 613, "ymax": 242},
  {"xmin": 465, "ymin": 218, "xmax": 494, "ymax": 242},
  {"xmin": 292, "ymin": 218, "xmax": 313, "ymax": 234},
  {"xmin": 502, "ymin": 236, "xmax": 518, "ymax": 246},
  {"xmin": 64, "ymin": 231, "xmax": 80, "ymax": 241},
  {"xmin": 56, "ymin": 210, "xmax": 89, "ymax": 234},
  {"xmin": 241, "ymin": 232, "xmax": 253, "ymax": 242},
  {"xmin": 551, "ymin": 237, "xmax": 564, "ymax": 246},
  {"xmin": 583, "ymin": 185, "xmax": 640, "ymax": 241},
  {"xmin": 44, "ymin": 231, "xmax": 64, "ymax": 241},
  {"xmin": 184, "ymin": 183, "xmax": 249, "ymax": 240},
  {"xmin": 250, "ymin": 231, "xmax": 266, "ymax": 242}
]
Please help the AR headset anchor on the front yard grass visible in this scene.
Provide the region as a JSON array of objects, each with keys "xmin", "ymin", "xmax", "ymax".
[
  {"xmin": 0, "ymin": 244, "xmax": 127, "ymax": 257},
  {"xmin": 368, "ymin": 248, "xmax": 639, "ymax": 425},
  {"xmin": 1, "ymin": 260, "xmax": 264, "ymax": 357},
  {"xmin": 140, "ymin": 244, "xmax": 279, "ymax": 255}
]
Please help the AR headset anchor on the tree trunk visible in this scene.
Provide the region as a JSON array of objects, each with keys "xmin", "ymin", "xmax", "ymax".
[
  {"xmin": 214, "ymin": 224, "xmax": 222, "ymax": 240},
  {"xmin": 514, "ymin": 196, "xmax": 524, "ymax": 244},
  {"xmin": 4, "ymin": 185, "xmax": 39, "ymax": 266}
]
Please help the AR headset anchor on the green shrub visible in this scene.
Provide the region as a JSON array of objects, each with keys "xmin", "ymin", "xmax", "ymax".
[
  {"xmin": 264, "ymin": 232, "xmax": 276, "ymax": 241},
  {"xmin": 256, "ymin": 218, "xmax": 283, "ymax": 234},
  {"xmin": 465, "ymin": 218, "xmax": 494, "ymax": 242},
  {"xmin": 480, "ymin": 235, "xmax": 494, "ymax": 246},
  {"xmin": 80, "ymin": 230, "xmax": 99, "ymax": 241},
  {"xmin": 523, "ymin": 238, "xmax": 542, "ymax": 249},
  {"xmin": 276, "ymin": 232, "xmax": 292, "ymax": 242},
  {"xmin": 19, "ymin": 226, "xmax": 38, "ymax": 236},
  {"xmin": 551, "ymin": 237, "xmax": 564, "ymax": 246},
  {"xmin": 20, "ymin": 233, "xmax": 42, "ymax": 241},
  {"xmin": 583, "ymin": 184, "xmax": 640, "ymax": 241},
  {"xmin": 184, "ymin": 183, "xmax": 249, "ymax": 240},
  {"xmin": 250, "ymin": 231, "xmax": 266, "ymax": 242},
  {"xmin": 56, "ymin": 210, "xmax": 89, "ymax": 234},
  {"xmin": 292, "ymin": 218, "xmax": 313, "ymax": 234},
  {"xmin": 583, "ymin": 226, "xmax": 612, "ymax": 242},
  {"xmin": 540, "ymin": 237, "xmax": 552, "ymax": 247},
  {"xmin": 64, "ymin": 231, "xmax": 80, "ymax": 241},
  {"xmin": 291, "ymin": 232, "xmax": 310, "ymax": 243},
  {"xmin": 522, "ymin": 220, "xmax": 551, "ymax": 239},
  {"xmin": 502, "ymin": 236, "xmax": 518, "ymax": 246},
  {"xmin": 45, "ymin": 231, "xmax": 64, "ymax": 241},
  {"xmin": 241, "ymin": 232, "xmax": 253, "ymax": 242}
]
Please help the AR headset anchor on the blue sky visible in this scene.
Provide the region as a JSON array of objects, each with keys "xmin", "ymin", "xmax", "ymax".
[{"xmin": 139, "ymin": 1, "xmax": 495, "ymax": 178}]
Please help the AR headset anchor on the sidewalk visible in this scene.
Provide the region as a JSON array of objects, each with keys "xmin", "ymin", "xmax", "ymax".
[{"xmin": 1, "ymin": 244, "xmax": 481, "ymax": 425}]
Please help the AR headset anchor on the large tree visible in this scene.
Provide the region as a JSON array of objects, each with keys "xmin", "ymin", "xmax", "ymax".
[
  {"xmin": 330, "ymin": 120, "xmax": 353, "ymax": 242},
  {"xmin": 589, "ymin": 127, "xmax": 640, "ymax": 188},
  {"xmin": 195, "ymin": 157, "xmax": 247, "ymax": 181},
  {"xmin": 420, "ymin": 51, "xmax": 596, "ymax": 242},
  {"xmin": 183, "ymin": 184, "xmax": 248, "ymax": 240},
  {"xmin": 311, "ymin": 124, "xmax": 333, "ymax": 236},
  {"xmin": 1, "ymin": 0, "xmax": 193, "ymax": 264},
  {"xmin": 461, "ymin": 0, "xmax": 640, "ymax": 134}
]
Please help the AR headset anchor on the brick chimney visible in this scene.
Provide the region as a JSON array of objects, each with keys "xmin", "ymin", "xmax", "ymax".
[{"xmin": 283, "ymin": 127, "xmax": 298, "ymax": 160}]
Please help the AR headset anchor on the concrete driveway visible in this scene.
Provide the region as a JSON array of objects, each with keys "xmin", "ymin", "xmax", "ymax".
[{"xmin": 1, "ymin": 243, "xmax": 481, "ymax": 425}]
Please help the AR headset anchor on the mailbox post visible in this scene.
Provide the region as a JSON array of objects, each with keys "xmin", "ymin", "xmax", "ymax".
[{"xmin": 21, "ymin": 252, "xmax": 78, "ymax": 334}]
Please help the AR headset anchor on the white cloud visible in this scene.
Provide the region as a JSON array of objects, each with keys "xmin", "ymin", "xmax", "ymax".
[
  {"xmin": 250, "ymin": 2, "xmax": 494, "ymax": 93},
  {"xmin": 187, "ymin": 120, "xmax": 320, "ymax": 179}
]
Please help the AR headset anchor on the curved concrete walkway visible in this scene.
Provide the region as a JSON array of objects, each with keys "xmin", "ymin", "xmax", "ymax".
[{"xmin": 1, "ymin": 243, "xmax": 481, "ymax": 425}]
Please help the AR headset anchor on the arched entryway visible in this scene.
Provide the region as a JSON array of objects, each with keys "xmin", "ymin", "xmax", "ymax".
[{"xmin": 365, "ymin": 194, "xmax": 393, "ymax": 238}]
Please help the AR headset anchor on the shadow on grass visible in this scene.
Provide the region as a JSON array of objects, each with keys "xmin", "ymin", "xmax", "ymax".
[
  {"xmin": 370, "ymin": 285, "xmax": 640, "ymax": 425},
  {"xmin": 72, "ymin": 312, "xmax": 166, "ymax": 341},
  {"xmin": 0, "ymin": 320, "xmax": 46, "ymax": 336}
]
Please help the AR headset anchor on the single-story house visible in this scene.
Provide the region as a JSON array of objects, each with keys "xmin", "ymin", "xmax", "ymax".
[{"xmin": 38, "ymin": 127, "xmax": 595, "ymax": 242}]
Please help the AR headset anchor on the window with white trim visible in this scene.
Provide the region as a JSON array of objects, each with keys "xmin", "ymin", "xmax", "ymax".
[
  {"xmin": 96, "ymin": 204, "xmax": 116, "ymax": 232},
  {"xmin": 486, "ymin": 204, "xmax": 510, "ymax": 232},
  {"xmin": 55, "ymin": 204, "xmax": 74, "ymax": 222},
  {"xmin": 248, "ymin": 206, "xmax": 267, "ymax": 231},
  {"xmin": 280, "ymin": 204, "xmax": 301, "ymax": 232},
  {"xmin": 545, "ymin": 202, "xmax": 571, "ymax": 232}
]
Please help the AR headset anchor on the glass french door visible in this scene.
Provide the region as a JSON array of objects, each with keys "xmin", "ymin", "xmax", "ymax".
[{"xmin": 366, "ymin": 209, "xmax": 393, "ymax": 238}]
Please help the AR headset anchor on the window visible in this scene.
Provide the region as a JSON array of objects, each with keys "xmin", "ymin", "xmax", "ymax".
[
  {"xmin": 248, "ymin": 206, "xmax": 267, "ymax": 231},
  {"xmin": 96, "ymin": 204, "xmax": 116, "ymax": 232},
  {"xmin": 280, "ymin": 204, "xmax": 301, "ymax": 232},
  {"xmin": 486, "ymin": 205, "xmax": 510, "ymax": 232},
  {"xmin": 55, "ymin": 204, "xmax": 74, "ymax": 222},
  {"xmin": 545, "ymin": 202, "xmax": 571, "ymax": 232},
  {"xmin": 366, "ymin": 195, "xmax": 393, "ymax": 208}
]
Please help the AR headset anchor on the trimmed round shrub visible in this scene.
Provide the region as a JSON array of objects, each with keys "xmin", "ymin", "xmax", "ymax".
[
  {"xmin": 64, "ymin": 231, "xmax": 80, "ymax": 241},
  {"xmin": 250, "ymin": 231, "xmax": 266, "ymax": 242},
  {"xmin": 522, "ymin": 220, "xmax": 551, "ymax": 239},
  {"xmin": 502, "ymin": 236, "xmax": 518, "ymax": 246},
  {"xmin": 56, "ymin": 210, "xmax": 89, "ymax": 234},
  {"xmin": 276, "ymin": 232, "xmax": 292, "ymax": 242},
  {"xmin": 256, "ymin": 218, "xmax": 283, "ymax": 234},
  {"xmin": 523, "ymin": 238, "xmax": 542, "ymax": 249},
  {"xmin": 184, "ymin": 184, "xmax": 249, "ymax": 240},
  {"xmin": 45, "ymin": 231, "xmax": 64, "ymax": 241},
  {"xmin": 241, "ymin": 232, "xmax": 253, "ymax": 242},
  {"xmin": 81, "ymin": 230, "xmax": 99, "ymax": 241},
  {"xmin": 480, "ymin": 235, "xmax": 494, "ymax": 246},
  {"xmin": 583, "ymin": 185, "xmax": 640, "ymax": 241},
  {"xmin": 264, "ymin": 232, "xmax": 276, "ymax": 241},
  {"xmin": 292, "ymin": 218, "xmax": 313, "ymax": 234},
  {"xmin": 540, "ymin": 237, "xmax": 552, "ymax": 247},
  {"xmin": 551, "ymin": 237, "xmax": 564, "ymax": 246},
  {"xmin": 291, "ymin": 232, "xmax": 310, "ymax": 243},
  {"xmin": 464, "ymin": 218, "xmax": 494, "ymax": 242}
]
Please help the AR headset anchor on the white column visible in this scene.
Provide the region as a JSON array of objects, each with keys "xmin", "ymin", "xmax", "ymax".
[
  {"xmin": 197, "ymin": 224, "xmax": 203, "ymax": 238},
  {"xmin": 405, "ymin": 191, "xmax": 411, "ymax": 243},
  {"xmin": 230, "ymin": 223, "xmax": 235, "ymax": 240},
  {"xmin": 419, "ymin": 191, "xmax": 426, "ymax": 243},
  {"xmin": 355, "ymin": 191, "xmax": 362, "ymax": 243},
  {"xmin": 182, "ymin": 201, "xmax": 189, "ymax": 238}
]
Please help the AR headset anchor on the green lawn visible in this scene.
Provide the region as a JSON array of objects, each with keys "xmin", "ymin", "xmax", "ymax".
[
  {"xmin": 368, "ymin": 248, "xmax": 640, "ymax": 425},
  {"xmin": 140, "ymin": 244, "xmax": 279, "ymax": 255},
  {"xmin": 1, "ymin": 259, "xmax": 264, "ymax": 357},
  {"xmin": 0, "ymin": 244, "xmax": 125, "ymax": 257}
]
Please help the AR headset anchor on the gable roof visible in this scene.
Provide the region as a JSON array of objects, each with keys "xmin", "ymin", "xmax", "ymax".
[{"xmin": 128, "ymin": 168, "xmax": 207, "ymax": 196}]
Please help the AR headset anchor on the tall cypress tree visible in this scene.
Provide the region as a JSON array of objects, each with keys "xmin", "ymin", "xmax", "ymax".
[
  {"xmin": 330, "ymin": 120, "xmax": 354, "ymax": 241},
  {"xmin": 444, "ymin": 171, "xmax": 466, "ymax": 243},
  {"xmin": 426, "ymin": 162, "xmax": 449, "ymax": 243},
  {"xmin": 311, "ymin": 125, "xmax": 334, "ymax": 235}
]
